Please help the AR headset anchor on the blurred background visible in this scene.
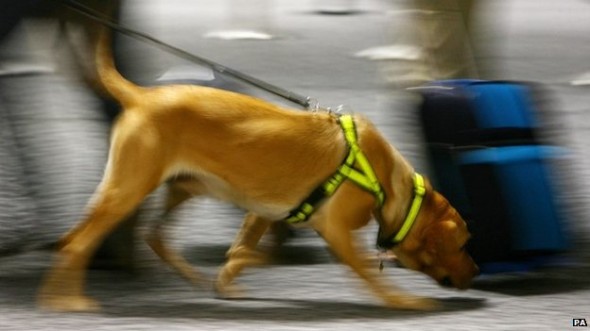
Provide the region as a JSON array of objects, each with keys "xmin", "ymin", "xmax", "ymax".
[{"xmin": 1, "ymin": 0, "xmax": 590, "ymax": 330}]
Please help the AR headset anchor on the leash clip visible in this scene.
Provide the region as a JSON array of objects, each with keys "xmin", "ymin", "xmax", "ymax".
[
  {"xmin": 377, "ymin": 250, "xmax": 387, "ymax": 273},
  {"xmin": 376, "ymin": 249, "xmax": 397, "ymax": 273}
]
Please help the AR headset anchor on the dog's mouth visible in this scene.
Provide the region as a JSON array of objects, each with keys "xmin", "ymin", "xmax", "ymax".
[
  {"xmin": 439, "ymin": 276, "xmax": 454, "ymax": 288},
  {"xmin": 438, "ymin": 275, "xmax": 473, "ymax": 290}
]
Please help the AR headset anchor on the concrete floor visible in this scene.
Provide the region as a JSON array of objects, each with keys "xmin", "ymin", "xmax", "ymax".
[{"xmin": 1, "ymin": 0, "xmax": 590, "ymax": 330}]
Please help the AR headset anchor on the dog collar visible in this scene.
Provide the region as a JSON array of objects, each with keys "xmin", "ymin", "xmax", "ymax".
[
  {"xmin": 285, "ymin": 114, "xmax": 385, "ymax": 224},
  {"xmin": 377, "ymin": 173, "xmax": 426, "ymax": 248}
]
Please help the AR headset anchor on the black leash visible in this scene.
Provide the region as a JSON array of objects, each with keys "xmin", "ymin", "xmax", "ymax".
[{"xmin": 55, "ymin": 0, "xmax": 313, "ymax": 109}]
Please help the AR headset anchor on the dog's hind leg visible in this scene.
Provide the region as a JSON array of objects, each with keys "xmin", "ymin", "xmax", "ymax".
[
  {"xmin": 146, "ymin": 180, "xmax": 208, "ymax": 287},
  {"xmin": 215, "ymin": 213, "xmax": 272, "ymax": 298},
  {"xmin": 38, "ymin": 131, "xmax": 164, "ymax": 312}
]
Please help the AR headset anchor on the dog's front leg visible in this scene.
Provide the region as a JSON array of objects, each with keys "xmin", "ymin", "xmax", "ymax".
[
  {"xmin": 318, "ymin": 221, "xmax": 438, "ymax": 310},
  {"xmin": 314, "ymin": 192, "xmax": 439, "ymax": 311},
  {"xmin": 215, "ymin": 213, "xmax": 272, "ymax": 298}
]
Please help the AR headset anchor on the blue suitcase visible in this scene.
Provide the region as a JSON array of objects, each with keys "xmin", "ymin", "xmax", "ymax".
[
  {"xmin": 419, "ymin": 80, "xmax": 541, "ymax": 147},
  {"xmin": 458, "ymin": 146, "xmax": 570, "ymax": 272},
  {"xmin": 417, "ymin": 80, "xmax": 570, "ymax": 273}
]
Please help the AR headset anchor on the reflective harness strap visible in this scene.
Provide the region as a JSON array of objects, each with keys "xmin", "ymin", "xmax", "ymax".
[
  {"xmin": 285, "ymin": 115, "xmax": 385, "ymax": 224},
  {"xmin": 390, "ymin": 173, "xmax": 426, "ymax": 244},
  {"xmin": 376, "ymin": 172, "xmax": 426, "ymax": 249}
]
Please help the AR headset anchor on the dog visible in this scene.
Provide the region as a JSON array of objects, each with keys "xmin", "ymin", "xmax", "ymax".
[{"xmin": 38, "ymin": 26, "xmax": 479, "ymax": 312}]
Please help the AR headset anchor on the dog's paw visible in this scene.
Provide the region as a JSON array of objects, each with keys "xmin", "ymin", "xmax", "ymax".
[
  {"xmin": 38, "ymin": 294, "xmax": 101, "ymax": 313},
  {"xmin": 384, "ymin": 295, "xmax": 441, "ymax": 311},
  {"xmin": 213, "ymin": 281, "xmax": 247, "ymax": 300},
  {"xmin": 226, "ymin": 246, "xmax": 268, "ymax": 266}
]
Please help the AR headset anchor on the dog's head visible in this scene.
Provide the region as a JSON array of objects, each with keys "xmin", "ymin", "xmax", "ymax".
[{"xmin": 378, "ymin": 181, "xmax": 479, "ymax": 290}]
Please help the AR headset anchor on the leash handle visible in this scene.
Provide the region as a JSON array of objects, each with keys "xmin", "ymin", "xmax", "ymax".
[{"xmin": 55, "ymin": 0, "xmax": 312, "ymax": 109}]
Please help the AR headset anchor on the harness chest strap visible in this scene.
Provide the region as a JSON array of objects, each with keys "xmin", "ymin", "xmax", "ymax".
[
  {"xmin": 376, "ymin": 172, "xmax": 426, "ymax": 249},
  {"xmin": 389, "ymin": 172, "xmax": 426, "ymax": 245},
  {"xmin": 285, "ymin": 115, "xmax": 385, "ymax": 224}
]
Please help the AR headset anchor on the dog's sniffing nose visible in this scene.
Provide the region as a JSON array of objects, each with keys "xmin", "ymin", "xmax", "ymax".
[{"xmin": 440, "ymin": 276, "xmax": 453, "ymax": 288}]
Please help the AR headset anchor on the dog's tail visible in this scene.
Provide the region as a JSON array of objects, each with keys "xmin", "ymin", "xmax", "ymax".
[{"xmin": 95, "ymin": 28, "xmax": 142, "ymax": 107}]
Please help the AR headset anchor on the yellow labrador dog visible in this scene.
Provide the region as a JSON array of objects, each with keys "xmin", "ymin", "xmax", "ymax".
[{"xmin": 38, "ymin": 28, "xmax": 479, "ymax": 312}]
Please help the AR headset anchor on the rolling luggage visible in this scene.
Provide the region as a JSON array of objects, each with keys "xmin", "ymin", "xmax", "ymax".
[
  {"xmin": 417, "ymin": 80, "xmax": 570, "ymax": 273},
  {"xmin": 419, "ymin": 80, "xmax": 540, "ymax": 147}
]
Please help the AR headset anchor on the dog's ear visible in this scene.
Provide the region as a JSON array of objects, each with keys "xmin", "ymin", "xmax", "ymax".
[
  {"xmin": 422, "ymin": 220, "xmax": 459, "ymax": 254},
  {"xmin": 399, "ymin": 199, "xmax": 452, "ymax": 253},
  {"xmin": 401, "ymin": 221, "xmax": 457, "ymax": 252},
  {"xmin": 439, "ymin": 220, "xmax": 458, "ymax": 232},
  {"xmin": 400, "ymin": 236, "xmax": 422, "ymax": 252}
]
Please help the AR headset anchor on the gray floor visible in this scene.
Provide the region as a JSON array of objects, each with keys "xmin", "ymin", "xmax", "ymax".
[{"xmin": 1, "ymin": 0, "xmax": 590, "ymax": 330}]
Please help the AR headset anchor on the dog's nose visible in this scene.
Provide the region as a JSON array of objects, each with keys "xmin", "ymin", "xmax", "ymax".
[{"xmin": 440, "ymin": 276, "xmax": 453, "ymax": 288}]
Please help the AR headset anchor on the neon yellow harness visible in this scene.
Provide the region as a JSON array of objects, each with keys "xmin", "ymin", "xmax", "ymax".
[
  {"xmin": 389, "ymin": 172, "xmax": 425, "ymax": 245},
  {"xmin": 285, "ymin": 114, "xmax": 426, "ymax": 248},
  {"xmin": 285, "ymin": 115, "xmax": 384, "ymax": 224}
]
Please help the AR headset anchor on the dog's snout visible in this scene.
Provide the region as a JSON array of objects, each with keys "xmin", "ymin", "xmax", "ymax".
[{"xmin": 440, "ymin": 276, "xmax": 453, "ymax": 288}]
